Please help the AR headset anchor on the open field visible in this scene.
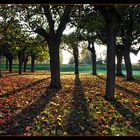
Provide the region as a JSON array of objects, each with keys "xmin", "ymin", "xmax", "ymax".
[
  {"xmin": 1, "ymin": 63, "xmax": 140, "ymax": 76},
  {"xmin": 0, "ymin": 71, "xmax": 140, "ymax": 136}
]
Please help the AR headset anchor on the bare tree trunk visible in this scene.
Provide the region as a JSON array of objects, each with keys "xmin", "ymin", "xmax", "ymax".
[
  {"xmin": 73, "ymin": 46, "xmax": 79, "ymax": 74},
  {"xmin": 9, "ymin": 59, "xmax": 13, "ymax": 73},
  {"xmin": 0, "ymin": 55, "xmax": 2, "ymax": 77},
  {"xmin": 49, "ymin": 41, "xmax": 61, "ymax": 89},
  {"xmin": 24, "ymin": 57, "xmax": 28, "ymax": 72},
  {"xmin": 105, "ymin": 24, "xmax": 116, "ymax": 100},
  {"xmin": 116, "ymin": 49, "xmax": 124, "ymax": 76},
  {"xmin": 18, "ymin": 52, "xmax": 23, "ymax": 75},
  {"xmin": 88, "ymin": 40, "xmax": 97, "ymax": 75},
  {"xmin": 99, "ymin": 7, "xmax": 120, "ymax": 101},
  {"xmin": 91, "ymin": 42, "xmax": 97, "ymax": 75},
  {"xmin": 31, "ymin": 55, "xmax": 35, "ymax": 73},
  {"xmin": 6, "ymin": 58, "xmax": 8, "ymax": 69},
  {"xmin": 91, "ymin": 53, "xmax": 97, "ymax": 75},
  {"xmin": 123, "ymin": 46, "xmax": 134, "ymax": 80},
  {"xmin": 24, "ymin": 62, "xmax": 27, "ymax": 72}
]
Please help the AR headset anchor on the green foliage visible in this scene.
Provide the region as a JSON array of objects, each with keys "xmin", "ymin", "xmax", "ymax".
[
  {"xmin": 80, "ymin": 48, "xmax": 91, "ymax": 64},
  {"xmin": 61, "ymin": 32, "xmax": 80, "ymax": 56},
  {"xmin": 69, "ymin": 5, "xmax": 105, "ymax": 45},
  {"xmin": 117, "ymin": 5, "xmax": 140, "ymax": 48},
  {"xmin": 0, "ymin": 5, "xmax": 50, "ymax": 64},
  {"xmin": 23, "ymin": 35, "xmax": 49, "ymax": 63}
]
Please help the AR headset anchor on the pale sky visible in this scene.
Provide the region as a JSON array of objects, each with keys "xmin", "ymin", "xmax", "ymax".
[
  {"xmin": 62, "ymin": 43, "xmax": 140, "ymax": 64},
  {"xmin": 63, "ymin": 26, "xmax": 140, "ymax": 64},
  {"xmin": 63, "ymin": 26, "xmax": 76, "ymax": 35},
  {"xmin": 130, "ymin": 52, "xmax": 140, "ymax": 64}
]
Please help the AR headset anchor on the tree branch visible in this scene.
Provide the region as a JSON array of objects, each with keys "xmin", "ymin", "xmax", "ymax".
[
  {"xmin": 34, "ymin": 26, "xmax": 49, "ymax": 42},
  {"xmin": 41, "ymin": 5, "xmax": 55, "ymax": 35},
  {"xmin": 130, "ymin": 46, "xmax": 140, "ymax": 55},
  {"xmin": 96, "ymin": 5, "xmax": 121, "ymax": 25},
  {"xmin": 63, "ymin": 47, "xmax": 73, "ymax": 55},
  {"xmin": 56, "ymin": 6, "xmax": 73, "ymax": 41}
]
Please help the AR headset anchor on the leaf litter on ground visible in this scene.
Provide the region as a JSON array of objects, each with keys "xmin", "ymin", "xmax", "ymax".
[{"xmin": 0, "ymin": 71, "xmax": 140, "ymax": 136}]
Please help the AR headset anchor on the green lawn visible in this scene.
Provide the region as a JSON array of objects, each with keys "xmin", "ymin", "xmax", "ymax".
[{"xmin": 1, "ymin": 63, "xmax": 140, "ymax": 76}]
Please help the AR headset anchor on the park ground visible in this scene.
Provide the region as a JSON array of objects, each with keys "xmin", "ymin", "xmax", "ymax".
[
  {"xmin": 0, "ymin": 70, "xmax": 140, "ymax": 136},
  {"xmin": 1, "ymin": 63, "xmax": 140, "ymax": 76}
]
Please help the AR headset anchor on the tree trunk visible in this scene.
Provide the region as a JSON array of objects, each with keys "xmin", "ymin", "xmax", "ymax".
[
  {"xmin": 121, "ymin": 12, "xmax": 134, "ymax": 81},
  {"xmin": 18, "ymin": 52, "xmax": 23, "ymax": 75},
  {"xmin": 31, "ymin": 55, "xmax": 35, "ymax": 73},
  {"xmin": 33, "ymin": 6, "xmax": 73, "ymax": 90},
  {"xmin": 105, "ymin": 24, "xmax": 116, "ymax": 100},
  {"xmin": 104, "ymin": 9, "xmax": 119, "ymax": 101},
  {"xmin": 9, "ymin": 59, "xmax": 13, "ymax": 73},
  {"xmin": 91, "ymin": 42, "xmax": 97, "ymax": 75},
  {"xmin": 98, "ymin": 6, "xmax": 121, "ymax": 101},
  {"xmin": 24, "ymin": 62, "xmax": 27, "ymax": 72},
  {"xmin": 6, "ymin": 58, "xmax": 8, "ymax": 69},
  {"xmin": 24, "ymin": 57, "xmax": 28, "ymax": 72},
  {"xmin": 48, "ymin": 40, "xmax": 61, "ymax": 89},
  {"xmin": 88, "ymin": 40, "xmax": 97, "ymax": 75},
  {"xmin": 91, "ymin": 53, "xmax": 97, "ymax": 75},
  {"xmin": 123, "ymin": 46, "xmax": 134, "ymax": 80},
  {"xmin": 116, "ymin": 49, "xmax": 124, "ymax": 76},
  {"xmin": 73, "ymin": 46, "xmax": 79, "ymax": 74},
  {"xmin": 34, "ymin": 6, "xmax": 73, "ymax": 90},
  {"xmin": 0, "ymin": 55, "xmax": 2, "ymax": 77}
]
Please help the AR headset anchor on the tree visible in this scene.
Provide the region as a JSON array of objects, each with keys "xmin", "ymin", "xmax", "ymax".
[
  {"xmin": 115, "ymin": 43, "xmax": 140, "ymax": 77},
  {"xmin": 1, "ymin": 44, "xmax": 14, "ymax": 73},
  {"xmin": 0, "ymin": 4, "xmax": 17, "ymax": 75},
  {"xmin": 9, "ymin": 22, "xmax": 28, "ymax": 75},
  {"xmin": 0, "ymin": 5, "xmax": 28, "ymax": 75},
  {"xmin": 62, "ymin": 32, "xmax": 80, "ymax": 74},
  {"xmin": 87, "ymin": 38, "xmax": 97, "ymax": 75},
  {"xmin": 115, "ymin": 44, "xmax": 124, "ymax": 76},
  {"xmin": 97, "ymin": 6, "xmax": 121, "ymax": 100},
  {"xmin": 0, "ymin": 46, "xmax": 2, "ymax": 77},
  {"xmin": 6, "ymin": 58, "xmax": 8, "ymax": 69},
  {"xmin": 116, "ymin": 5, "xmax": 140, "ymax": 80},
  {"xmin": 70, "ymin": 5, "xmax": 104, "ymax": 75},
  {"xmin": 27, "ymin": 35, "xmax": 49, "ymax": 72},
  {"xmin": 80, "ymin": 45, "xmax": 91, "ymax": 64},
  {"xmin": 22, "ymin": 4, "xmax": 74, "ymax": 89}
]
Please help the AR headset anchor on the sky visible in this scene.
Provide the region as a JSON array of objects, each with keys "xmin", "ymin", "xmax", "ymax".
[
  {"xmin": 62, "ymin": 43, "xmax": 140, "ymax": 64},
  {"xmin": 62, "ymin": 26, "xmax": 140, "ymax": 64},
  {"xmin": 18, "ymin": 15, "xmax": 140, "ymax": 65}
]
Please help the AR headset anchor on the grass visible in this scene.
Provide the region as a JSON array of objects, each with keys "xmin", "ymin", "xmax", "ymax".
[{"xmin": 1, "ymin": 63, "xmax": 140, "ymax": 76}]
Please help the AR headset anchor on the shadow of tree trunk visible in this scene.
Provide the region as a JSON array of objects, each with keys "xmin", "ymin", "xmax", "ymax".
[
  {"xmin": 0, "ymin": 88, "xmax": 60, "ymax": 135},
  {"xmin": 116, "ymin": 84, "xmax": 140, "ymax": 99},
  {"xmin": 109, "ymin": 100, "xmax": 140, "ymax": 131},
  {"xmin": 66, "ymin": 74, "xmax": 95, "ymax": 135},
  {"xmin": 0, "ymin": 77, "xmax": 50, "ymax": 98},
  {"xmin": 97, "ymin": 75, "xmax": 140, "ymax": 99},
  {"xmin": 132, "ymin": 78, "xmax": 140, "ymax": 84}
]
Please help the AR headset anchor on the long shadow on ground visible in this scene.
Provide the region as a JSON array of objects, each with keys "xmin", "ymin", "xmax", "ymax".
[
  {"xmin": 0, "ymin": 77, "xmax": 50, "ymax": 98},
  {"xmin": 97, "ymin": 75, "xmax": 140, "ymax": 99},
  {"xmin": 66, "ymin": 74, "xmax": 95, "ymax": 135},
  {"xmin": 132, "ymin": 78, "xmax": 140, "ymax": 85},
  {"xmin": 1, "ymin": 71, "xmax": 51, "ymax": 78},
  {"xmin": 109, "ymin": 100, "xmax": 140, "ymax": 131},
  {"xmin": 96, "ymin": 75, "xmax": 140, "ymax": 132},
  {"xmin": 116, "ymin": 84, "xmax": 140, "ymax": 99},
  {"xmin": 0, "ymin": 87, "xmax": 60, "ymax": 135}
]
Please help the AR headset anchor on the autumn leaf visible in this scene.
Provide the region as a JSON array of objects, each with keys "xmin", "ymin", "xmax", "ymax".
[{"xmin": 0, "ymin": 71, "xmax": 140, "ymax": 136}]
